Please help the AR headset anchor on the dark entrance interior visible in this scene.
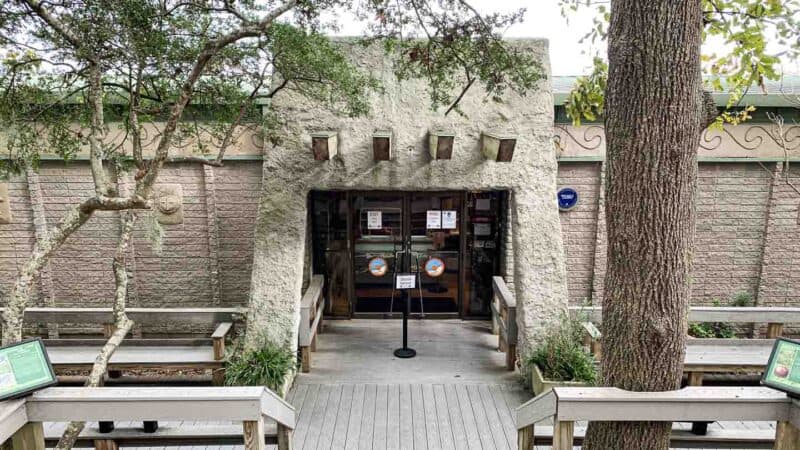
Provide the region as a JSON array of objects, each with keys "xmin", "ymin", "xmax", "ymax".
[{"xmin": 310, "ymin": 190, "xmax": 506, "ymax": 318}]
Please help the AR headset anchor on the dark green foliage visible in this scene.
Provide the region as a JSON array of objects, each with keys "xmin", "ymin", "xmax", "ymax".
[
  {"xmin": 559, "ymin": 0, "xmax": 800, "ymax": 126},
  {"xmin": 731, "ymin": 291, "xmax": 754, "ymax": 307},
  {"xmin": 688, "ymin": 292, "xmax": 753, "ymax": 338},
  {"xmin": 224, "ymin": 342, "xmax": 296, "ymax": 391},
  {"xmin": 527, "ymin": 314, "xmax": 597, "ymax": 384},
  {"xmin": 1, "ymin": 0, "xmax": 544, "ymax": 179}
]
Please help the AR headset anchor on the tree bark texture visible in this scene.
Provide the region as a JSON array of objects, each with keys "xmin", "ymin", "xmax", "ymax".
[
  {"xmin": 582, "ymin": 1, "xmax": 705, "ymax": 449},
  {"xmin": 56, "ymin": 212, "xmax": 137, "ymax": 450}
]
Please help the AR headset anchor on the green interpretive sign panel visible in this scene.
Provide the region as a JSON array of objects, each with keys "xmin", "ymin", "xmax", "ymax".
[
  {"xmin": 0, "ymin": 338, "xmax": 57, "ymax": 401},
  {"xmin": 762, "ymin": 338, "xmax": 800, "ymax": 396}
]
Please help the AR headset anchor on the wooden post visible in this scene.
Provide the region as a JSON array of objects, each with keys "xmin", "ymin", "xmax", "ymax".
[
  {"xmin": 212, "ymin": 335, "xmax": 226, "ymax": 386},
  {"xmin": 552, "ymin": 420, "xmax": 574, "ymax": 450},
  {"xmin": 277, "ymin": 424, "xmax": 294, "ymax": 450},
  {"xmin": 767, "ymin": 323, "xmax": 784, "ymax": 339},
  {"xmin": 506, "ymin": 343, "xmax": 516, "ymax": 371},
  {"xmin": 517, "ymin": 424, "xmax": 535, "ymax": 450},
  {"xmin": 242, "ymin": 418, "xmax": 265, "ymax": 450},
  {"xmin": 491, "ymin": 305, "xmax": 500, "ymax": 335},
  {"xmin": 688, "ymin": 371, "xmax": 704, "ymax": 387},
  {"xmin": 93, "ymin": 440, "xmax": 119, "ymax": 450},
  {"xmin": 591, "ymin": 340, "xmax": 602, "ymax": 361},
  {"xmin": 774, "ymin": 420, "xmax": 800, "ymax": 450},
  {"xmin": 300, "ymin": 346, "xmax": 311, "ymax": 373},
  {"xmin": 10, "ymin": 423, "xmax": 45, "ymax": 450}
]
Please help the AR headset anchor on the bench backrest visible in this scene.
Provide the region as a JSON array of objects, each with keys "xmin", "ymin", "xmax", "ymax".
[
  {"xmin": 0, "ymin": 307, "xmax": 245, "ymax": 326},
  {"xmin": 570, "ymin": 305, "xmax": 800, "ymax": 325}
]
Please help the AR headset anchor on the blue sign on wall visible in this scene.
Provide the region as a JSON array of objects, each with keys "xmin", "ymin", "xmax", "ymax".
[{"xmin": 557, "ymin": 187, "xmax": 579, "ymax": 211}]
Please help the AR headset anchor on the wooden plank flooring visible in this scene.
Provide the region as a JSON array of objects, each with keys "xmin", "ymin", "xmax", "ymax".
[{"xmin": 288, "ymin": 383, "xmax": 526, "ymax": 450}]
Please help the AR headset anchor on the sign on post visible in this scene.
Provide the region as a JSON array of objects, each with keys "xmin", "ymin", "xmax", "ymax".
[
  {"xmin": 0, "ymin": 338, "xmax": 57, "ymax": 401},
  {"xmin": 395, "ymin": 274, "xmax": 417, "ymax": 290},
  {"xmin": 763, "ymin": 338, "xmax": 800, "ymax": 397}
]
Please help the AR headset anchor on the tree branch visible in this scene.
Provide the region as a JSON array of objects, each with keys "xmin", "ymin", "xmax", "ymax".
[
  {"xmin": 18, "ymin": 0, "xmax": 85, "ymax": 54},
  {"xmin": 55, "ymin": 211, "xmax": 136, "ymax": 450}
]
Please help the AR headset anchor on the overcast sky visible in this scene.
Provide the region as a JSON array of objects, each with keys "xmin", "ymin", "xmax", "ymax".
[{"xmin": 328, "ymin": 0, "xmax": 800, "ymax": 77}]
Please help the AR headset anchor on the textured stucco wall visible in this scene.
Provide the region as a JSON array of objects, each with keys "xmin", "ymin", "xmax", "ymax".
[{"xmin": 247, "ymin": 39, "xmax": 569, "ymax": 354}]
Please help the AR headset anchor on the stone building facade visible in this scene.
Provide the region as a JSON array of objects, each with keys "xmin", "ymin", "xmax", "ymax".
[{"xmin": 2, "ymin": 46, "xmax": 800, "ymax": 345}]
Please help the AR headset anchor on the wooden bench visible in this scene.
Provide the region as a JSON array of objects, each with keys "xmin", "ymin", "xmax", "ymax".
[
  {"xmin": 298, "ymin": 275, "xmax": 325, "ymax": 373},
  {"xmin": 2, "ymin": 307, "xmax": 244, "ymax": 385},
  {"xmin": 0, "ymin": 386, "xmax": 296, "ymax": 450},
  {"xmin": 490, "ymin": 276, "xmax": 518, "ymax": 370},
  {"xmin": 571, "ymin": 305, "xmax": 800, "ymax": 384},
  {"xmin": 515, "ymin": 386, "xmax": 800, "ymax": 450}
]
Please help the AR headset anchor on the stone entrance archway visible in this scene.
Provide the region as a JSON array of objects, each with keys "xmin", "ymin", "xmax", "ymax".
[{"xmin": 245, "ymin": 39, "xmax": 568, "ymax": 362}]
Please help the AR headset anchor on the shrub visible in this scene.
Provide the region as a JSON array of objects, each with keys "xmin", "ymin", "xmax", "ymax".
[
  {"xmin": 224, "ymin": 342, "xmax": 296, "ymax": 391},
  {"xmin": 731, "ymin": 291, "xmax": 754, "ymax": 307},
  {"xmin": 688, "ymin": 294, "xmax": 752, "ymax": 338},
  {"xmin": 526, "ymin": 314, "xmax": 597, "ymax": 385}
]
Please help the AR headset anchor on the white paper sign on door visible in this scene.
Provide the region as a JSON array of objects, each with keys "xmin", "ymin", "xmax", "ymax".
[
  {"xmin": 367, "ymin": 211, "xmax": 382, "ymax": 229},
  {"xmin": 426, "ymin": 210, "xmax": 441, "ymax": 229},
  {"xmin": 442, "ymin": 210, "xmax": 457, "ymax": 229},
  {"xmin": 395, "ymin": 274, "xmax": 417, "ymax": 289}
]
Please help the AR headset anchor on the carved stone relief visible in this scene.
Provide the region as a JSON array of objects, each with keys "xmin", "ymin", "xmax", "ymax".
[{"xmin": 154, "ymin": 184, "xmax": 184, "ymax": 225}]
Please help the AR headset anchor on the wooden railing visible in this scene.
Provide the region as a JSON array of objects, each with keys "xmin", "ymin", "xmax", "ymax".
[
  {"xmin": 570, "ymin": 305, "xmax": 800, "ymax": 360},
  {"xmin": 571, "ymin": 305, "xmax": 800, "ymax": 338},
  {"xmin": 516, "ymin": 386, "xmax": 800, "ymax": 450},
  {"xmin": 0, "ymin": 386, "xmax": 296, "ymax": 450},
  {"xmin": 491, "ymin": 276, "xmax": 517, "ymax": 370},
  {"xmin": 298, "ymin": 275, "xmax": 325, "ymax": 373},
  {"xmin": 0, "ymin": 307, "xmax": 244, "ymax": 327}
]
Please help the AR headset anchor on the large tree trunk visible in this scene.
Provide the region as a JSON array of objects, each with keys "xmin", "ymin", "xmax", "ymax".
[{"xmin": 582, "ymin": 1, "xmax": 708, "ymax": 449}]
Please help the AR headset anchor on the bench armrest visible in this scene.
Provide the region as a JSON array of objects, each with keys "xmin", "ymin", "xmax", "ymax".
[
  {"xmin": 581, "ymin": 322, "xmax": 602, "ymax": 358},
  {"xmin": 581, "ymin": 321, "xmax": 601, "ymax": 340},
  {"xmin": 212, "ymin": 322, "xmax": 234, "ymax": 360}
]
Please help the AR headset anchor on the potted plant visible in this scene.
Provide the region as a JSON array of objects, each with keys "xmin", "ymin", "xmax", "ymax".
[{"xmin": 526, "ymin": 314, "xmax": 598, "ymax": 395}]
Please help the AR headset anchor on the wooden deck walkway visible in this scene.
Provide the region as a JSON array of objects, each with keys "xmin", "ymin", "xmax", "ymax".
[
  {"xmin": 287, "ymin": 383, "xmax": 526, "ymax": 450},
  {"xmin": 39, "ymin": 320, "xmax": 776, "ymax": 449}
]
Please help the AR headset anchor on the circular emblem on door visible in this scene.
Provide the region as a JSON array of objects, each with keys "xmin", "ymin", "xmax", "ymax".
[
  {"xmin": 424, "ymin": 257, "xmax": 445, "ymax": 278},
  {"xmin": 368, "ymin": 257, "xmax": 388, "ymax": 277}
]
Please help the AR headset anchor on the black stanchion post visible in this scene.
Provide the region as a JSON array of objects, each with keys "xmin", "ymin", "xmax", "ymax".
[{"xmin": 394, "ymin": 276, "xmax": 416, "ymax": 358}]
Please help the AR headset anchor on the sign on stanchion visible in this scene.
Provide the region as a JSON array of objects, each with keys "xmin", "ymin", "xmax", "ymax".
[
  {"xmin": 0, "ymin": 338, "xmax": 57, "ymax": 401},
  {"xmin": 394, "ymin": 273, "xmax": 417, "ymax": 358}
]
